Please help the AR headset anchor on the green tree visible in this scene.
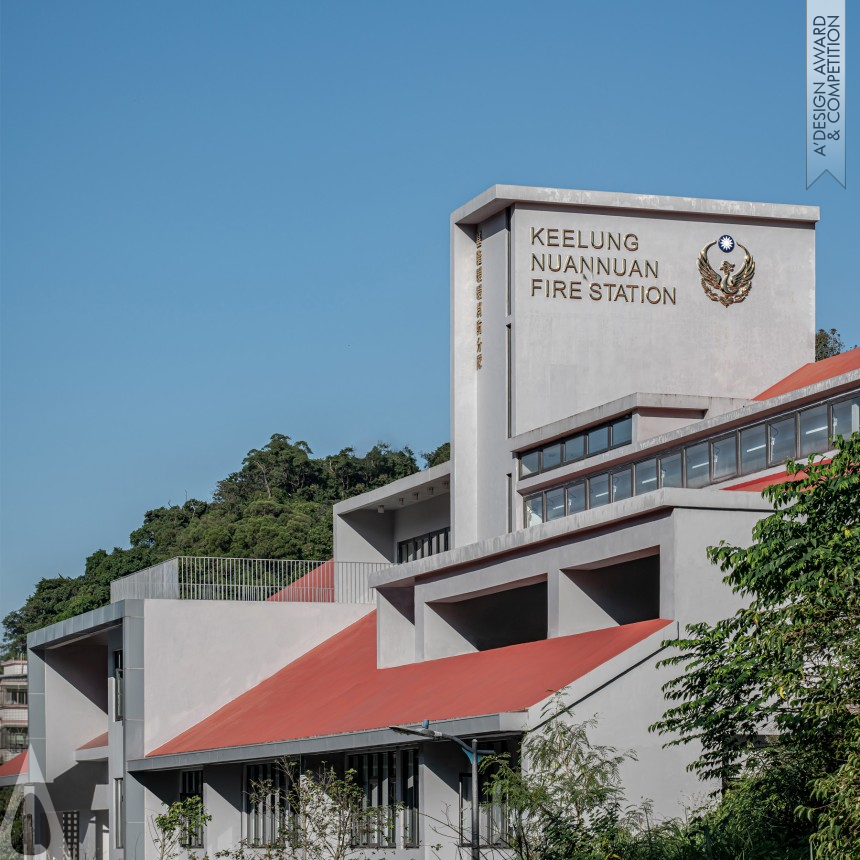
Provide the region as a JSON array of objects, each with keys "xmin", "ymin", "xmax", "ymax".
[
  {"xmin": 483, "ymin": 698, "xmax": 640, "ymax": 860},
  {"xmin": 815, "ymin": 327, "xmax": 846, "ymax": 360},
  {"xmin": 654, "ymin": 432, "xmax": 860, "ymax": 859},
  {"xmin": 149, "ymin": 795, "xmax": 211, "ymax": 860},
  {"xmin": 421, "ymin": 442, "xmax": 450, "ymax": 468}
]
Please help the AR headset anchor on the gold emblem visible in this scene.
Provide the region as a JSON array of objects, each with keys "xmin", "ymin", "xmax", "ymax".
[{"xmin": 697, "ymin": 237, "xmax": 755, "ymax": 307}]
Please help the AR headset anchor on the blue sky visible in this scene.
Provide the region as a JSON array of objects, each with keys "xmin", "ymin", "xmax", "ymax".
[{"xmin": 1, "ymin": 0, "xmax": 857, "ymax": 613}]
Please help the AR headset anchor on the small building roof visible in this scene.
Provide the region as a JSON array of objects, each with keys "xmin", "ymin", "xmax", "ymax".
[
  {"xmin": 755, "ymin": 347, "xmax": 860, "ymax": 401},
  {"xmin": 0, "ymin": 750, "xmax": 28, "ymax": 783},
  {"xmin": 149, "ymin": 613, "xmax": 671, "ymax": 757}
]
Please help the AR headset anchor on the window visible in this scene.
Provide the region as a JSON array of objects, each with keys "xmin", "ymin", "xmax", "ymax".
[
  {"xmin": 347, "ymin": 751, "xmax": 397, "ymax": 848},
  {"xmin": 832, "ymin": 395, "xmax": 860, "ymax": 439},
  {"xmin": 684, "ymin": 442, "xmax": 710, "ymax": 488},
  {"xmin": 113, "ymin": 650, "xmax": 124, "ymax": 722},
  {"xmin": 517, "ymin": 394, "xmax": 857, "ymax": 530},
  {"xmin": 545, "ymin": 487, "xmax": 565, "ymax": 521},
  {"xmin": 2, "ymin": 688, "xmax": 27, "ymax": 706},
  {"xmin": 397, "ymin": 527, "xmax": 450, "ymax": 564},
  {"xmin": 566, "ymin": 481, "xmax": 586, "ymax": 514},
  {"xmin": 564, "ymin": 434, "xmax": 585, "ymax": 463},
  {"xmin": 1, "ymin": 726, "xmax": 28, "ymax": 752},
  {"xmin": 61, "ymin": 812, "xmax": 79, "ymax": 860},
  {"xmin": 611, "ymin": 415, "xmax": 633, "ymax": 447},
  {"xmin": 245, "ymin": 763, "xmax": 289, "ymax": 847},
  {"xmin": 799, "ymin": 404, "xmax": 829, "ymax": 457},
  {"xmin": 660, "ymin": 452, "xmax": 683, "ymax": 488},
  {"xmin": 587, "ymin": 425, "xmax": 610, "ymax": 456},
  {"xmin": 711, "ymin": 435, "xmax": 738, "ymax": 482},
  {"xmin": 524, "ymin": 495, "xmax": 543, "ymax": 527},
  {"xmin": 114, "ymin": 779, "xmax": 124, "ymax": 849},
  {"xmin": 542, "ymin": 443, "xmax": 562, "ymax": 471},
  {"xmin": 588, "ymin": 474, "xmax": 610, "ymax": 508},
  {"xmin": 740, "ymin": 424, "xmax": 767, "ymax": 474},
  {"xmin": 519, "ymin": 414, "xmax": 633, "ymax": 476},
  {"xmin": 180, "ymin": 770, "xmax": 204, "ymax": 848},
  {"xmin": 401, "ymin": 749, "xmax": 420, "ymax": 848},
  {"xmin": 769, "ymin": 415, "xmax": 797, "ymax": 464},
  {"xmin": 520, "ymin": 450, "xmax": 540, "ymax": 477},
  {"xmin": 635, "ymin": 459, "xmax": 658, "ymax": 494},
  {"xmin": 611, "ymin": 468, "xmax": 632, "ymax": 502}
]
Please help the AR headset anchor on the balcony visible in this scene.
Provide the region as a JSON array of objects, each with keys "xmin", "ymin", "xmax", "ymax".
[{"xmin": 109, "ymin": 557, "xmax": 388, "ymax": 604}]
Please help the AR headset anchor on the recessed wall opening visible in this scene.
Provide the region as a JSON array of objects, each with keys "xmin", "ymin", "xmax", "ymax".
[
  {"xmin": 564, "ymin": 555, "xmax": 659, "ymax": 627},
  {"xmin": 429, "ymin": 580, "xmax": 548, "ymax": 652}
]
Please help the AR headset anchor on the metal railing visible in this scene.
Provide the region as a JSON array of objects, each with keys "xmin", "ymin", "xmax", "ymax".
[{"xmin": 110, "ymin": 557, "xmax": 387, "ymax": 604}]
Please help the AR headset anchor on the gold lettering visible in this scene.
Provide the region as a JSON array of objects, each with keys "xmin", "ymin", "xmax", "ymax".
[
  {"xmin": 531, "ymin": 227, "xmax": 545, "ymax": 245},
  {"xmin": 476, "ymin": 354, "xmax": 483, "ymax": 369},
  {"xmin": 569, "ymin": 282, "xmax": 582, "ymax": 299},
  {"xmin": 553, "ymin": 280, "xmax": 567, "ymax": 298},
  {"xmin": 645, "ymin": 260, "xmax": 659, "ymax": 278},
  {"xmin": 663, "ymin": 287, "xmax": 676, "ymax": 305},
  {"xmin": 590, "ymin": 231, "xmax": 604, "ymax": 250},
  {"xmin": 612, "ymin": 258, "xmax": 627, "ymax": 277},
  {"xmin": 629, "ymin": 260, "xmax": 642, "ymax": 278},
  {"xmin": 531, "ymin": 278, "xmax": 544, "ymax": 296},
  {"xmin": 477, "ymin": 301, "xmax": 482, "ymax": 317},
  {"xmin": 596, "ymin": 258, "xmax": 610, "ymax": 276},
  {"xmin": 589, "ymin": 283, "xmax": 602, "ymax": 300},
  {"xmin": 531, "ymin": 253, "xmax": 545, "ymax": 272},
  {"xmin": 476, "ymin": 285, "xmax": 483, "ymax": 301},
  {"xmin": 607, "ymin": 233, "xmax": 621, "ymax": 251},
  {"xmin": 476, "ymin": 320, "xmax": 483, "ymax": 334},
  {"xmin": 476, "ymin": 250, "xmax": 482, "ymax": 265},
  {"xmin": 546, "ymin": 229, "xmax": 559, "ymax": 247},
  {"xmin": 623, "ymin": 233, "xmax": 639, "ymax": 252},
  {"xmin": 564, "ymin": 255, "xmax": 578, "ymax": 273},
  {"xmin": 562, "ymin": 229, "xmax": 576, "ymax": 247},
  {"xmin": 647, "ymin": 287, "xmax": 662, "ymax": 304},
  {"xmin": 476, "ymin": 266, "xmax": 482, "ymax": 283}
]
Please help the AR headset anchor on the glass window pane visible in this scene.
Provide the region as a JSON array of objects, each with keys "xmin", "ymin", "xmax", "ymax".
[
  {"xmin": 769, "ymin": 415, "xmax": 797, "ymax": 464},
  {"xmin": 542, "ymin": 443, "xmax": 562, "ymax": 471},
  {"xmin": 520, "ymin": 451, "xmax": 540, "ymax": 477},
  {"xmin": 799, "ymin": 405, "xmax": 829, "ymax": 457},
  {"xmin": 612, "ymin": 468, "xmax": 632, "ymax": 501},
  {"xmin": 635, "ymin": 459, "xmax": 658, "ymax": 494},
  {"xmin": 685, "ymin": 442, "xmax": 710, "ymax": 488},
  {"xmin": 740, "ymin": 424, "xmax": 767, "ymax": 474},
  {"xmin": 564, "ymin": 434, "xmax": 585, "ymax": 463},
  {"xmin": 711, "ymin": 435, "xmax": 737, "ymax": 482},
  {"xmin": 611, "ymin": 416, "xmax": 633, "ymax": 447},
  {"xmin": 587, "ymin": 426, "xmax": 610, "ymax": 456},
  {"xmin": 660, "ymin": 451, "xmax": 683, "ymax": 488},
  {"xmin": 525, "ymin": 495, "xmax": 543, "ymax": 527},
  {"xmin": 832, "ymin": 396, "xmax": 860, "ymax": 440},
  {"xmin": 566, "ymin": 481, "xmax": 586, "ymax": 514},
  {"xmin": 545, "ymin": 487, "xmax": 565, "ymax": 521},
  {"xmin": 589, "ymin": 473, "xmax": 610, "ymax": 508}
]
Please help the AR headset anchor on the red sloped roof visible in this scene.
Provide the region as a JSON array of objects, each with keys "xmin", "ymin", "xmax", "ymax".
[
  {"xmin": 77, "ymin": 732, "xmax": 109, "ymax": 750},
  {"xmin": 267, "ymin": 560, "xmax": 334, "ymax": 603},
  {"xmin": 150, "ymin": 613, "xmax": 671, "ymax": 757},
  {"xmin": 755, "ymin": 347, "xmax": 860, "ymax": 400},
  {"xmin": 0, "ymin": 750, "xmax": 28, "ymax": 778}
]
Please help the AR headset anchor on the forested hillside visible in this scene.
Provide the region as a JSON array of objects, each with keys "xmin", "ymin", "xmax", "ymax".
[{"xmin": 2, "ymin": 435, "xmax": 450, "ymax": 656}]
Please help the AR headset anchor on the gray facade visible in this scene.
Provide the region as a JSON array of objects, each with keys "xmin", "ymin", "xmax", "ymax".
[{"xmin": 11, "ymin": 185, "xmax": 859, "ymax": 860}]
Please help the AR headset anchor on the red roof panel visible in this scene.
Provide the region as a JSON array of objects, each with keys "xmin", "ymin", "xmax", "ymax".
[
  {"xmin": 150, "ymin": 613, "xmax": 671, "ymax": 757},
  {"xmin": 755, "ymin": 347, "xmax": 860, "ymax": 401},
  {"xmin": 77, "ymin": 732, "xmax": 109, "ymax": 751},
  {"xmin": 0, "ymin": 750, "xmax": 28, "ymax": 778}
]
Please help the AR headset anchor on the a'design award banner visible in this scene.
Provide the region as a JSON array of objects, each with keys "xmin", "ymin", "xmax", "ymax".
[{"xmin": 807, "ymin": 0, "xmax": 846, "ymax": 188}]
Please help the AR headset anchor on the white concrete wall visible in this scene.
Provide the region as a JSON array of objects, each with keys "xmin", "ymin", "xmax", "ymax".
[{"xmin": 143, "ymin": 600, "xmax": 374, "ymax": 752}]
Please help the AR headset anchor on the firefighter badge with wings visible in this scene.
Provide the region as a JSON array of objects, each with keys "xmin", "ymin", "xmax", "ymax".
[{"xmin": 697, "ymin": 234, "xmax": 756, "ymax": 307}]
